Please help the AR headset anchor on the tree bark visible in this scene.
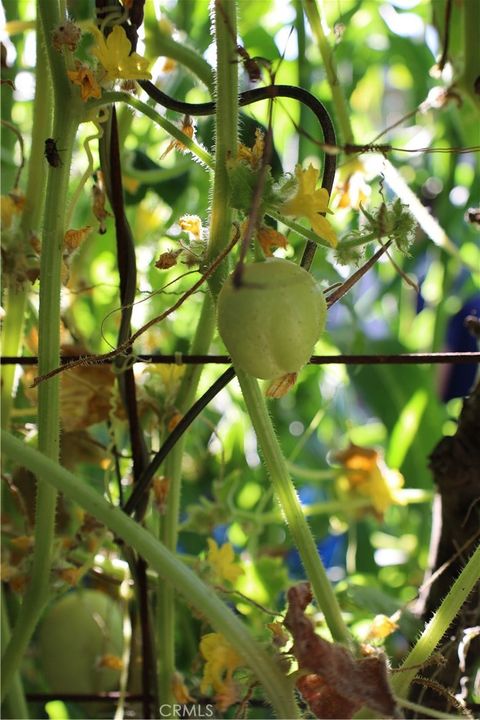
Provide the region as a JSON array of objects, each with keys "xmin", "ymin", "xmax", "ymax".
[{"xmin": 409, "ymin": 382, "xmax": 480, "ymax": 716}]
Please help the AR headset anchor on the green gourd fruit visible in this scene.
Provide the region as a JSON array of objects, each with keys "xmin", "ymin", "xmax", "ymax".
[
  {"xmin": 217, "ymin": 258, "xmax": 327, "ymax": 380},
  {"xmin": 37, "ymin": 589, "xmax": 123, "ymax": 694}
]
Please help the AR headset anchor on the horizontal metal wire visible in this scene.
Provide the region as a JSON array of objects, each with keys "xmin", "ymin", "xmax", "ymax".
[{"xmin": 1, "ymin": 352, "xmax": 479, "ymax": 366}]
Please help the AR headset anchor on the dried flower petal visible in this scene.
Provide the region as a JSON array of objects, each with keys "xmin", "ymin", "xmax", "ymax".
[{"xmin": 67, "ymin": 62, "xmax": 101, "ymax": 101}]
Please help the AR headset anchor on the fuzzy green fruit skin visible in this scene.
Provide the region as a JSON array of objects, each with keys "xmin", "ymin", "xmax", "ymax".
[
  {"xmin": 37, "ymin": 590, "xmax": 123, "ymax": 694},
  {"xmin": 217, "ymin": 258, "xmax": 327, "ymax": 380}
]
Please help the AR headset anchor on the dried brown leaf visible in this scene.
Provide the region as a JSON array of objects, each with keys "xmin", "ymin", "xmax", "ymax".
[{"xmin": 284, "ymin": 583, "xmax": 397, "ymax": 719}]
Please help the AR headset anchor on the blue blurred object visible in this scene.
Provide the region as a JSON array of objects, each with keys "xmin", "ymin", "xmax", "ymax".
[
  {"xmin": 440, "ymin": 294, "xmax": 480, "ymax": 402},
  {"xmin": 286, "ymin": 532, "xmax": 346, "ymax": 579}
]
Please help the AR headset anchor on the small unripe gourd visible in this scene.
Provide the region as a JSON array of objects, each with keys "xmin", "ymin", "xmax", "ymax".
[
  {"xmin": 217, "ymin": 258, "xmax": 327, "ymax": 380},
  {"xmin": 37, "ymin": 590, "xmax": 123, "ymax": 694}
]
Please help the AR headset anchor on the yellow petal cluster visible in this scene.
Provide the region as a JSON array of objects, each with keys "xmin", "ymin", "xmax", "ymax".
[
  {"xmin": 200, "ymin": 633, "xmax": 243, "ymax": 710},
  {"xmin": 368, "ymin": 614, "xmax": 398, "ymax": 640},
  {"xmin": 336, "ymin": 161, "xmax": 371, "ymax": 210},
  {"xmin": 179, "ymin": 214, "xmax": 202, "ymax": 239},
  {"xmin": 206, "ymin": 538, "xmax": 243, "ymax": 583},
  {"xmin": 280, "ymin": 164, "xmax": 337, "ymax": 247},
  {"xmin": 90, "ymin": 25, "xmax": 151, "ymax": 82}
]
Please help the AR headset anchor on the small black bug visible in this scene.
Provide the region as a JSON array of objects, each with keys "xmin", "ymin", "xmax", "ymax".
[{"xmin": 44, "ymin": 138, "xmax": 62, "ymax": 168}]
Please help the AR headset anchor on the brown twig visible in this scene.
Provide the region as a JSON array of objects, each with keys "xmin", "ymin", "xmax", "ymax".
[{"xmin": 325, "ymin": 239, "xmax": 393, "ymax": 306}]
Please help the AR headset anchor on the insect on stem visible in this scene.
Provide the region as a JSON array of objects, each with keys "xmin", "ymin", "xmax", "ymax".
[{"xmin": 44, "ymin": 138, "xmax": 63, "ymax": 168}]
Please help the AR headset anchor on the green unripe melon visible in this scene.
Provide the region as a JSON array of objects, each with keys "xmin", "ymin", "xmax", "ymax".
[
  {"xmin": 217, "ymin": 258, "xmax": 327, "ymax": 380},
  {"xmin": 37, "ymin": 590, "xmax": 123, "ymax": 694}
]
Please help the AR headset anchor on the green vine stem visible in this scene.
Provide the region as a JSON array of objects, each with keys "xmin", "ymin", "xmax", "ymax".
[
  {"xmin": 235, "ymin": 369, "xmax": 352, "ymax": 648},
  {"xmin": 1, "ymin": 588, "xmax": 29, "ymax": 719},
  {"xmin": 0, "ymin": 15, "xmax": 51, "ymax": 716},
  {"xmin": 303, "ymin": 0, "xmax": 354, "ymax": 146},
  {"xmin": 458, "ymin": 0, "xmax": 480, "ymax": 109},
  {"xmin": 1, "ymin": 430, "xmax": 300, "ymax": 720},
  {"xmin": 144, "ymin": 15, "xmax": 214, "ymax": 94},
  {"xmin": 392, "ymin": 542, "xmax": 480, "ymax": 699},
  {"xmin": 156, "ymin": 295, "xmax": 216, "ymax": 707},
  {"xmin": 155, "ymin": 0, "xmax": 239, "ymax": 705},
  {"xmin": 0, "ymin": 16, "xmax": 50, "ymax": 429},
  {"xmin": 205, "ymin": 0, "xmax": 239, "ymax": 295},
  {"xmin": 88, "ymin": 92, "xmax": 214, "ymax": 167},
  {"xmin": 1, "ymin": 0, "xmax": 81, "ymax": 700}
]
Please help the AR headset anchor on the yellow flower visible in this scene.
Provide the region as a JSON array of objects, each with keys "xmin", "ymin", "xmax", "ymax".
[
  {"xmin": 368, "ymin": 614, "xmax": 398, "ymax": 640},
  {"xmin": 335, "ymin": 160, "xmax": 371, "ymax": 210},
  {"xmin": 280, "ymin": 164, "xmax": 337, "ymax": 247},
  {"xmin": 179, "ymin": 214, "xmax": 202, "ymax": 239},
  {"xmin": 155, "ymin": 363, "xmax": 186, "ymax": 390},
  {"xmin": 67, "ymin": 62, "xmax": 101, "ymax": 101},
  {"xmin": 200, "ymin": 633, "xmax": 242, "ymax": 710},
  {"xmin": 90, "ymin": 25, "xmax": 151, "ymax": 82},
  {"xmin": 206, "ymin": 539, "xmax": 243, "ymax": 584},
  {"xmin": 332, "ymin": 443, "xmax": 405, "ymax": 517}
]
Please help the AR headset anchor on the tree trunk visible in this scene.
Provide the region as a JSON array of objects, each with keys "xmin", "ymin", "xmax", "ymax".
[{"xmin": 409, "ymin": 382, "xmax": 480, "ymax": 716}]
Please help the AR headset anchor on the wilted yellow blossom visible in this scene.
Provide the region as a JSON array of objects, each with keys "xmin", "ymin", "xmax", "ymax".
[
  {"xmin": 67, "ymin": 62, "xmax": 101, "ymax": 101},
  {"xmin": 332, "ymin": 443, "xmax": 405, "ymax": 517},
  {"xmin": 238, "ymin": 128, "xmax": 265, "ymax": 168},
  {"xmin": 57, "ymin": 567, "xmax": 83, "ymax": 586},
  {"xmin": 160, "ymin": 116, "xmax": 195, "ymax": 159},
  {"xmin": 152, "ymin": 476, "xmax": 169, "ymax": 514},
  {"xmin": 64, "ymin": 226, "xmax": 93, "ymax": 251},
  {"xmin": 257, "ymin": 225, "xmax": 288, "ymax": 256},
  {"xmin": 280, "ymin": 164, "xmax": 337, "ymax": 247},
  {"xmin": 1, "ymin": 191, "xmax": 24, "ymax": 230},
  {"xmin": 172, "ymin": 672, "xmax": 193, "ymax": 703},
  {"xmin": 98, "ymin": 654, "xmax": 124, "ymax": 670},
  {"xmin": 155, "ymin": 249, "xmax": 181, "ymax": 269},
  {"xmin": 10, "ymin": 535, "xmax": 34, "ymax": 552}
]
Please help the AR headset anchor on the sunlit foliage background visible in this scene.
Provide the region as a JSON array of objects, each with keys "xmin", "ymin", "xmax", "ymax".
[{"xmin": 1, "ymin": 0, "xmax": 479, "ymax": 717}]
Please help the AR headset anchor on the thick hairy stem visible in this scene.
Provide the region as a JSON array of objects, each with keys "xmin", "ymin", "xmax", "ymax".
[
  {"xmin": 303, "ymin": 0, "xmax": 354, "ymax": 145},
  {"xmin": 2, "ymin": 430, "xmax": 300, "ymax": 720},
  {"xmin": 392, "ymin": 543, "xmax": 480, "ymax": 699},
  {"xmin": 235, "ymin": 369, "xmax": 352, "ymax": 647},
  {"xmin": 156, "ymin": 295, "xmax": 216, "ymax": 708},
  {"xmin": 1, "ymin": 0, "xmax": 81, "ymax": 697}
]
